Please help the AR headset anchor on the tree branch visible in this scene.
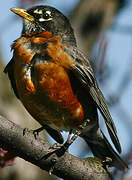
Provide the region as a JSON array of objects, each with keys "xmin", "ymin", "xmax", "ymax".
[{"xmin": 0, "ymin": 115, "xmax": 112, "ymax": 180}]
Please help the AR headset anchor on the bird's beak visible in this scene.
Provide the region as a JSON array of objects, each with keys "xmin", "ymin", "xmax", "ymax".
[{"xmin": 10, "ymin": 8, "xmax": 34, "ymax": 22}]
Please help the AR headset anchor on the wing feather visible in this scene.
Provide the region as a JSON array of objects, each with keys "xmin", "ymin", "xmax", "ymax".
[
  {"xmin": 4, "ymin": 59, "xmax": 20, "ymax": 99},
  {"xmin": 66, "ymin": 47, "xmax": 121, "ymax": 153}
]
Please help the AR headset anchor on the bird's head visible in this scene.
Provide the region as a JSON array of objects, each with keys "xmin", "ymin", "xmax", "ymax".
[{"xmin": 11, "ymin": 5, "xmax": 76, "ymax": 46}]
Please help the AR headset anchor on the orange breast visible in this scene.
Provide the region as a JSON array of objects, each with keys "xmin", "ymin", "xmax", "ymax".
[
  {"xmin": 12, "ymin": 32, "xmax": 84, "ymax": 130},
  {"xmin": 35, "ymin": 63, "xmax": 84, "ymax": 124}
]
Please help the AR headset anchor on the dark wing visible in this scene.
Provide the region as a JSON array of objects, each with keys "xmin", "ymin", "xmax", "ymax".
[
  {"xmin": 4, "ymin": 59, "xmax": 20, "ymax": 99},
  {"xmin": 66, "ymin": 47, "xmax": 121, "ymax": 153}
]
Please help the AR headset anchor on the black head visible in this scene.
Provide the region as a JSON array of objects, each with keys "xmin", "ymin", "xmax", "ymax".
[{"xmin": 11, "ymin": 5, "xmax": 76, "ymax": 47}]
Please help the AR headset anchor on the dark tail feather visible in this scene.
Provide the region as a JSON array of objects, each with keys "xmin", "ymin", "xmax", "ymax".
[{"xmin": 81, "ymin": 129, "xmax": 128, "ymax": 171}]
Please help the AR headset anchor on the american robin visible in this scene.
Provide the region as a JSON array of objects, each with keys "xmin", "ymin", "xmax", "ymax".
[{"xmin": 4, "ymin": 5, "xmax": 127, "ymax": 171}]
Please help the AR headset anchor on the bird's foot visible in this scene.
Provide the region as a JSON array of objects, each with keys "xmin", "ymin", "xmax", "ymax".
[
  {"xmin": 64, "ymin": 119, "xmax": 90, "ymax": 148},
  {"xmin": 33, "ymin": 127, "xmax": 45, "ymax": 139},
  {"xmin": 49, "ymin": 120, "xmax": 90, "ymax": 154},
  {"xmin": 50, "ymin": 143, "xmax": 63, "ymax": 150},
  {"xmin": 23, "ymin": 127, "xmax": 45, "ymax": 139},
  {"xmin": 23, "ymin": 128, "xmax": 29, "ymax": 136}
]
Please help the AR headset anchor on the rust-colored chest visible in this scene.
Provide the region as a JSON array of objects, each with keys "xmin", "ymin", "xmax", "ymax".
[{"xmin": 12, "ymin": 32, "xmax": 84, "ymax": 130}]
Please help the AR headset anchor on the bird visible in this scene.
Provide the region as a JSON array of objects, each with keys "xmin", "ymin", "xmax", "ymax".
[{"xmin": 4, "ymin": 5, "xmax": 128, "ymax": 171}]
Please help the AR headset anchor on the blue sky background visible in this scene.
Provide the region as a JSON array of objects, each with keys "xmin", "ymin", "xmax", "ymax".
[{"xmin": 0, "ymin": 0, "xmax": 132, "ymax": 176}]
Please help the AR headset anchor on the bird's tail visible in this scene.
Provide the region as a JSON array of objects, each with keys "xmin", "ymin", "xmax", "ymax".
[{"xmin": 81, "ymin": 129, "xmax": 128, "ymax": 171}]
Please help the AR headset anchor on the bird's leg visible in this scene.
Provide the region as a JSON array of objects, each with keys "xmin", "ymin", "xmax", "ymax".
[
  {"xmin": 63, "ymin": 129, "xmax": 80, "ymax": 150},
  {"xmin": 66, "ymin": 129, "xmax": 73, "ymax": 143},
  {"xmin": 33, "ymin": 126, "xmax": 45, "ymax": 139},
  {"xmin": 63, "ymin": 119, "xmax": 90, "ymax": 150},
  {"xmin": 50, "ymin": 129, "xmax": 73, "ymax": 150},
  {"xmin": 50, "ymin": 120, "xmax": 89, "ymax": 152},
  {"xmin": 23, "ymin": 128, "xmax": 29, "ymax": 136},
  {"xmin": 23, "ymin": 127, "xmax": 45, "ymax": 139}
]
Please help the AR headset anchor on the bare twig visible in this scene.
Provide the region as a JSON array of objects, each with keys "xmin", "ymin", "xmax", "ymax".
[{"xmin": 0, "ymin": 115, "xmax": 112, "ymax": 180}]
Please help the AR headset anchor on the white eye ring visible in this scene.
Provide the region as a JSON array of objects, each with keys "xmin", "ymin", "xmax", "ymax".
[
  {"xmin": 38, "ymin": 10, "xmax": 52, "ymax": 22},
  {"xmin": 39, "ymin": 17, "xmax": 52, "ymax": 22}
]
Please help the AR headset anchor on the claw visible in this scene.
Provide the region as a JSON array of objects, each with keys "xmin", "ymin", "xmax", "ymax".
[
  {"xmin": 49, "ymin": 143, "xmax": 63, "ymax": 150},
  {"xmin": 33, "ymin": 127, "xmax": 45, "ymax": 139},
  {"xmin": 33, "ymin": 130, "xmax": 39, "ymax": 139},
  {"xmin": 23, "ymin": 128, "xmax": 28, "ymax": 136},
  {"xmin": 59, "ymin": 120, "xmax": 89, "ymax": 152},
  {"xmin": 48, "ymin": 158, "xmax": 57, "ymax": 175}
]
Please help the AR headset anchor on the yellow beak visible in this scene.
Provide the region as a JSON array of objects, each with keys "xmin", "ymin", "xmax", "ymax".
[{"xmin": 11, "ymin": 8, "xmax": 34, "ymax": 22}]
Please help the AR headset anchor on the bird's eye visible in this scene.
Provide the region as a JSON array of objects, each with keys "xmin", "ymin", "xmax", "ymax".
[
  {"xmin": 43, "ymin": 11, "xmax": 51, "ymax": 19},
  {"xmin": 39, "ymin": 10, "xmax": 52, "ymax": 22}
]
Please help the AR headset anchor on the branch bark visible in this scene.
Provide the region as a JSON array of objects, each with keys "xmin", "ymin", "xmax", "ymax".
[{"xmin": 0, "ymin": 115, "xmax": 112, "ymax": 180}]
